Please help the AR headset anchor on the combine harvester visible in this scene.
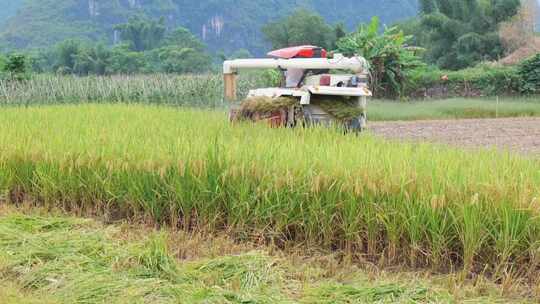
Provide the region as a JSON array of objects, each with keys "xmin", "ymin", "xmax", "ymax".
[{"xmin": 223, "ymin": 45, "xmax": 372, "ymax": 131}]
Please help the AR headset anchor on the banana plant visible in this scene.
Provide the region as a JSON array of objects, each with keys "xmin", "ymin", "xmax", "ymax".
[{"xmin": 337, "ymin": 17, "xmax": 424, "ymax": 98}]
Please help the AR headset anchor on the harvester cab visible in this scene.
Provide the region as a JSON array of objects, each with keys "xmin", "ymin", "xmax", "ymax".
[{"xmin": 223, "ymin": 45, "xmax": 371, "ymax": 131}]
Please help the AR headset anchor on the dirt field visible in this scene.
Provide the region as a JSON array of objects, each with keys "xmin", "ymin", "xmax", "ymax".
[{"xmin": 370, "ymin": 117, "xmax": 540, "ymax": 155}]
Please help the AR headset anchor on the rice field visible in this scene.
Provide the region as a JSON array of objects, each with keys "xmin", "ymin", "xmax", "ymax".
[{"xmin": 1, "ymin": 104, "xmax": 540, "ymax": 285}]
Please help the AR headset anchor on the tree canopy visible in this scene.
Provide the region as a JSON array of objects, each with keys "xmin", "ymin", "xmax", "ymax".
[
  {"xmin": 0, "ymin": 0, "xmax": 418, "ymax": 55},
  {"xmin": 416, "ymin": 0, "xmax": 521, "ymax": 69},
  {"xmin": 115, "ymin": 16, "xmax": 167, "ymax": 52},
  {"xmin": 26, "ymin": 17, "xmax": 213, "ymax": 76},
  {"xmin": 262, "ymin": 10, "xmax": 340, "ymax": 50},
  {"xmin": 337, "ymin": 17, "xmax": 424, "ymax": 97}
]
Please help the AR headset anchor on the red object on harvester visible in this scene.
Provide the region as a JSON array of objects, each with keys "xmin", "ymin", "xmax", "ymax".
[
  {"xmin": 267, "ymin": 45, "xmax": 327, "ymax": 59},
  {"xmin": 252, "ymin": 110, "xmax": 287, "ymax": 128},
  {"xmin": 319, "ymin": 75, "xmax": 331, "ymax": 86}
]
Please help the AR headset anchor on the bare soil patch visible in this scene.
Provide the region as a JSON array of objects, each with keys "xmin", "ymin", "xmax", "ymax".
[{"xmin": 370, "ymin": 117, "xmax": 540, "ymax": 155}]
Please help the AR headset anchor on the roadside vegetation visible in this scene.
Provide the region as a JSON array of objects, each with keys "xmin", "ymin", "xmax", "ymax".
[
  {"xmin": 405, "ymin": 0, "xmax": 522, "ymax": 70},
  {"xmin": 1, "ymin": 105, "xmax": 539, "ymax": 287}
]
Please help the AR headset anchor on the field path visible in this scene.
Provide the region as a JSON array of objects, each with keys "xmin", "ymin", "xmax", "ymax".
[{"xmin": 370, "ymin": 117, "xmax": 540, "ymax": 155}]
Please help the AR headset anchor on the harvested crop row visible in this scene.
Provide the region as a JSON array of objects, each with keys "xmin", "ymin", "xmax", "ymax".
[
  {"xmin": 1, "ymin": 104, "xmax": 539, "ymax": 279},
  {"xmin": 0, "ymin": 210, "xmax": 468, "ymax": 303}
]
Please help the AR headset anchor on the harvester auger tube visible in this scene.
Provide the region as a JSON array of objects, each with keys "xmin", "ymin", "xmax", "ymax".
[{"xmin": 223, "ymin": 45, "xmax": 372, "ymax": 131}]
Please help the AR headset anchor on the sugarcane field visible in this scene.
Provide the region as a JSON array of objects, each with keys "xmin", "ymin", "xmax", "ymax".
[{"xmin": 1, "ymin": 1, "xmax": 540, "ymax": 303}]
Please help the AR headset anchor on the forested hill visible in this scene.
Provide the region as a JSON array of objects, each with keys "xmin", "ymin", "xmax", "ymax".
[{"xmin": 0, "ymin": 0, "xmax": 418, "ymax": 55}]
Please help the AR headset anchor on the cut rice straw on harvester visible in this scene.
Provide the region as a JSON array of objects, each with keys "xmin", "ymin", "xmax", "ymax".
[
  {"xmin": 239, "ymin": 96, "xmax": 298, "ymax": 114},
  {"xmin": 239, "ymin": 95, "xmax": 364, "ymax": 121},
  {"xmin": 311, "ymin": 95, "xmax": 365, "ymax": 121}
]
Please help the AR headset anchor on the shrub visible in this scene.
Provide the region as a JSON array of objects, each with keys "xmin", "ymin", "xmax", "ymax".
[
  {"xmin": 518, "ymin": 53, "xmax": 540, "ymax": 94},
  {"xmin": 337, "ymin": 17, "xmax": 424, "ymax": 98},
  {"xmin": 404, "ymin": 64, "xmax": 520, "ymax": 98},
  {"xmin": 0, "ymin": 53, "xmax": 5, "ymax": 69},
  {"xmin": 0, "ymin": 54, "xmax": 5, "ymax": 78},
  {"xmin": 3, "ymin": 53, "xmax": 29, "ymax": 81}
]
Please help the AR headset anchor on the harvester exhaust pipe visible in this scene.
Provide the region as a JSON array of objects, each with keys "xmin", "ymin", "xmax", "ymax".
[{"xmin": 224, "ymin": 73, "xmax": 237, "ymax": 101}]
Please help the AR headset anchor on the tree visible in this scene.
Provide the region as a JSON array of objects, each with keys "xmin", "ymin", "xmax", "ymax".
[
  {"xmin": 419, "ymin": 0, "xmax": 438, "ymax": 14},
  {"xmin": 332, "ymin": 23, "xmax": 347, "ymax": 49},
  {"xmin": 230, "ymin": 49, "xmax": 252, "ymax": 59},
  {"xmin": 115, "ymin": 15, "xmax": 166, "ymax": 52},
  {"xmin": 55, "ymin": 39, "xmax": 82, "ymax": 73},
  {"xmin": 337, "ymin": 17, "xmax": 424, "ymax": 98},
  {"xmin": 107, "ymin": 44, "xmax": 147, "ymax": 74},
  {"xmin": 72, "ymin": 43, "xmax": 112, "ymax": 75},
  {"xmin": 2, "ymin": 53, "xmax": 28, "ymax": 80},
  {"xmin": 43, "ymin": 23, "xmax": 211, "ymax": 75},
  {"xmin": 148, "ymin": 46, "xmax": 212, "ymax": 74},
  {"xmin": 0, "ymin": 53, "xmax": 5, "ymax": 72},
  {"xmin": 518, "ymin": 53, "xmax": 540, "ymax": 93},
  {"xmin": 27, "ymin": 48, "xmax": 57, "ymax": 73},
  {"xmin": 416, "ymin": 0, "xmax": 521, "ymax": 69},
  {"xmin": 164, "ymin": 27, "xmax": 206, "ymax": 51},
  {"xmin": 262, "ymin": 10, "xmax": 336, "ymax": 50}
]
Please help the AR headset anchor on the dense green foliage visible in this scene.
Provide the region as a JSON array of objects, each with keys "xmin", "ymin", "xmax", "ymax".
[
  {"xmin": 27, "ymin": 17, "xmax": 212, "ymax": 75},
  {"xmin": 518, "ymin": 53, "xmax": 540, "ymax": 93},
  {"xmin": 0, "ymin": 0, "xmax": 418, "ymax": 55},
  {"xmin": 0, "ymin": 54, "xmax": 5, "ymax": 73},
  {"xmin": 0, "ymin": 53, "xmax": 29, "ymax": 81},
  {"xmin": 115, "ymin": 15, "xmax": 167, "ymax": 52},
  {"xmin": 0, "ymin": 105, "xmax": 539, "ymax": 283},
  {"xmin": 409, "ymin": 0, "xmax": 522, "ymax": 69},
  {"xmin": 337, "ymin": 17, "xmax": 424, "ymax": 97},
  {"xmin": 262, "ymin": 10, "xmax": 339, "ymax": 50},
  {"xmin": 405, "ymin": 64, "xmax": 521, "ymax": 96}
]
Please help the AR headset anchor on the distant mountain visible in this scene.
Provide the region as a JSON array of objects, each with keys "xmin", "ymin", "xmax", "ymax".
[
  {"xmin": 0, "ymin": 0, "xmax": 24, "ymax": 24},
  {"xmin": 537, "ymin": 0, "xmax": 540, "ymax": 31},
  {"xmin": 0, "ymin": 0, "xmax": 419, "ymax": 55}
]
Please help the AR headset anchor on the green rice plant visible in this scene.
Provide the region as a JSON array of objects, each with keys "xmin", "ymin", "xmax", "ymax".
[{"xmin": 0, "ymin": 104, "xmax": 539, "ymax": 281}]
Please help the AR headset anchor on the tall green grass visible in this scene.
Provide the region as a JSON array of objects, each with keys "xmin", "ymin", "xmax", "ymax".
[
  {"xmin": 0, "ymin": 104, "xmax": 539, "ymax": 280},
  {"xmin": 0, "ymin": 74, "xmax": 267, "ymax": 107}
]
